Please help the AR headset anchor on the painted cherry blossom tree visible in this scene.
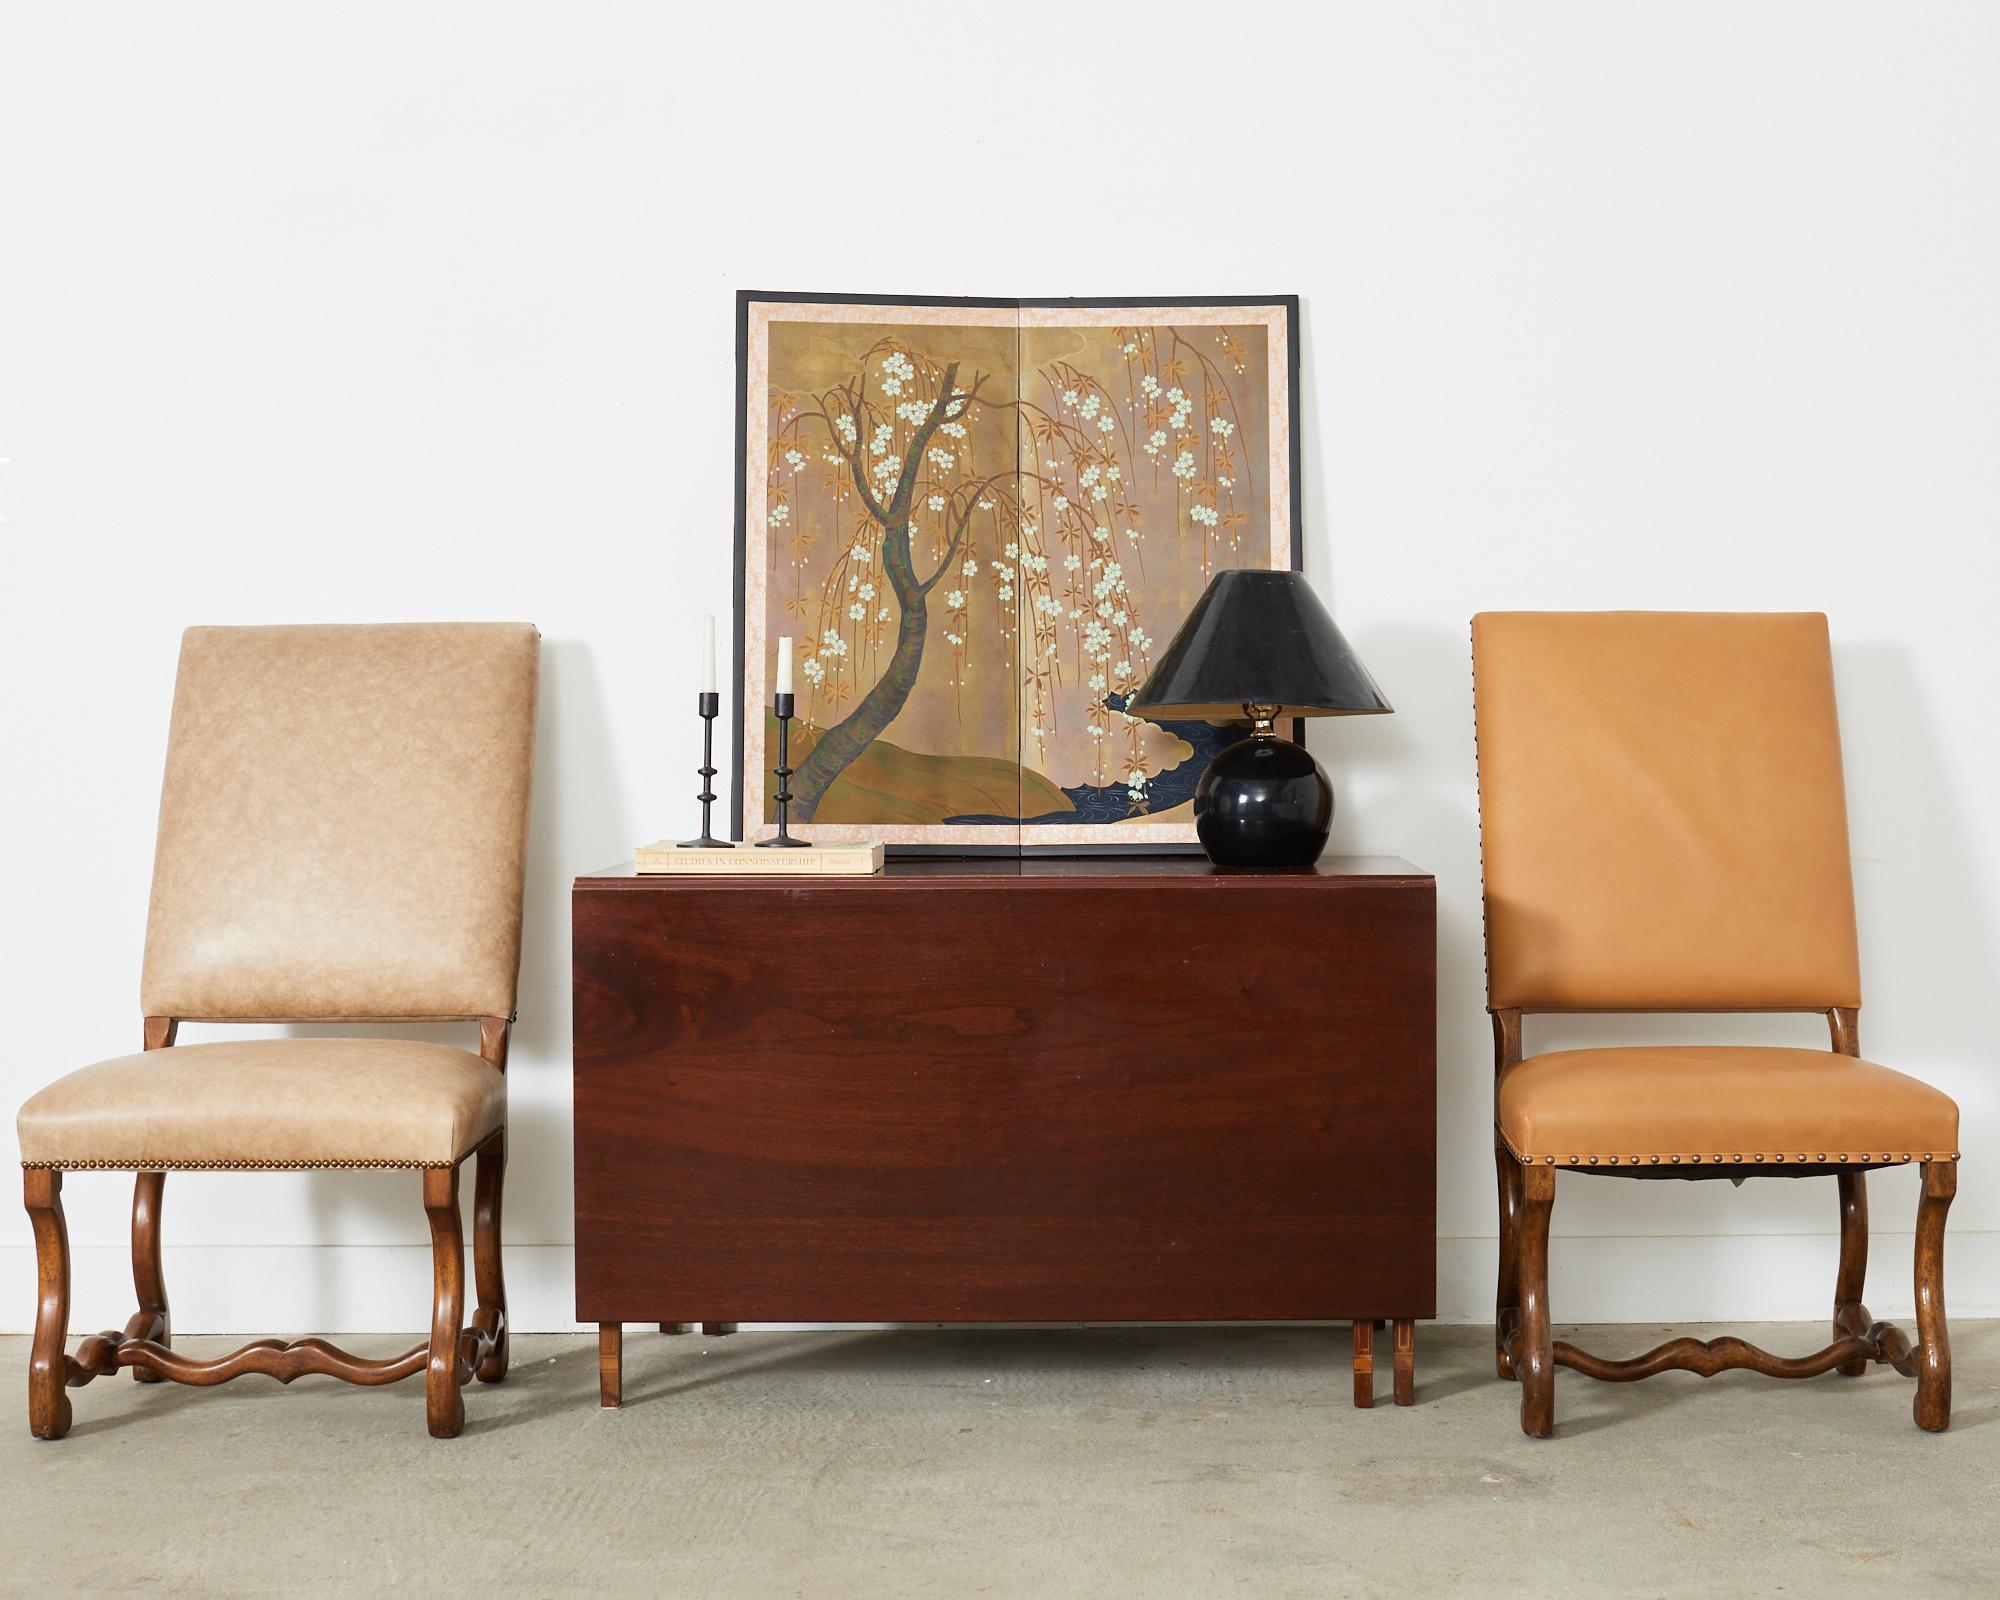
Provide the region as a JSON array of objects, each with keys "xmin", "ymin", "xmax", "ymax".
[{"xmin": 764, "ymin": 326, "xmax": 1255, "ymax": 821}]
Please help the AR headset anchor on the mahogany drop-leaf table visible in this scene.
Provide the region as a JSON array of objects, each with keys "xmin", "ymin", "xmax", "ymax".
[{"xmin": 573, "ymin": 856, "xmax": 1436, "ymax": 1409}]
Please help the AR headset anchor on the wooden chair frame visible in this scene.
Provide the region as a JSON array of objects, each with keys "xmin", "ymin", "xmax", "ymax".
[
  {"xmin": 24, "ymin": 1015, "xmax": 512, "ymax": 1441},
  {"xmin": 1492, "ymin": 1004, "xmax": 1956, "ymax": 1438}
]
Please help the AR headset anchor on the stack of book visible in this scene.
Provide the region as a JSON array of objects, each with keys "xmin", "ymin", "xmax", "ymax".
[{"xmin": 633, "ymin": 840, "xmax": 884, "ymax": 876}]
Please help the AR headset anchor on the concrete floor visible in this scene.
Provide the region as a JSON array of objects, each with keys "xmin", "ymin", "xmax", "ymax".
[{"xmin": 1, "ymin": 1322, "xmax": 1993, "ymax": 1598}]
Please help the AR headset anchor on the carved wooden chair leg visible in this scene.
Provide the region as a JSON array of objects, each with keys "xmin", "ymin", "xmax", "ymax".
[
  {"xmin": 130, "ymin": 1172, "xmax": 171, "ymax": 1384},
  {"xmin": 1833, "ymin": 1170, "xmax": 1869, "ymax": 1377},
  {"xmin": 472, "ymin": 1134, "xmax": 509, "ymax": 1384},
  {"xmin": 423, "ymin": 1165, "xmax": 467, "ymax": 1438},
  {"xmin": 1495, "ymin": 1140, "xmax": 1523, "ymax": 1379},
  {"xmin": 24, "ymin": 1168, "xmax": 73, "ymax": 1441},
  {"xmin": 1516, "ymin": 1163, "xmax": 1556, "ymax": 1438},
  {"xmin": 1913, "ymin": 1161, "xmax": 1955, "ymax": 1432}
]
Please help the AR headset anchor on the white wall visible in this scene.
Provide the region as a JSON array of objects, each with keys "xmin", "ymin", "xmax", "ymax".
[{"xmin": 3, "ymin": 2, "xmax": 1994, "ymax": 1336}]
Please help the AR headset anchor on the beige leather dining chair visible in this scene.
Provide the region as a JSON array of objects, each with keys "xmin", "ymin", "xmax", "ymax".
[
  {"xmin": 1472, "ymin": 611, "xmax": 1959, "ymax": 1437},
  {"xmin": 18, "ymin": 623, "xmax": 539, "ymax": 1439}
]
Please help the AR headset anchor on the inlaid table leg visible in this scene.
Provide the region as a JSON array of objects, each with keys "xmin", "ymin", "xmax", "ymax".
[
  {"xmin": 598, "ymin": 1323, "xmax": 622, "ymax": 1408},
  {"xmin": 1392, "ymin": 1318, "xmax": 1415, "ymax": 1406},
  {"xmin": 1352, "ymin": 1319, "xmax": 1375, "ymax": 1408}
]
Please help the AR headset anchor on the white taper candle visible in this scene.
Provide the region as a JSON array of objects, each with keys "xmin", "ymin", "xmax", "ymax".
[
  {"xmin": 776, "ymin": 635, "xmax": 794, "ymax": 696},
  {"xmin": 702, "ymin": 614, "xmax": 716, "ymax": 693}
]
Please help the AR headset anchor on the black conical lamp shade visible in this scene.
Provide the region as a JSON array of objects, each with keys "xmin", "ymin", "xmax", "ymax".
[
  {"xmin": 1127, "ymin": 570, "xmax": 1390, "ymax": 868},
  {"xmin": 1127, "ymin": 569, "xmax": 1392, "ymax": 722}
]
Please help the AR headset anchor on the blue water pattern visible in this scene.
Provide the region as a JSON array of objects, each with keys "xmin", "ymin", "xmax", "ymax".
[{"xmin": 943, "ymin": 694, "xmax": 1241, "ymax": 826}]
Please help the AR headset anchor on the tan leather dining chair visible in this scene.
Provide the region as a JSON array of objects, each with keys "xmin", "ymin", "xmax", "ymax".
[
  {"xmin": 1472, "ymin": 611, "xmax": 1959, "ymax": 1437},
  {"xmin": 18, "ymin": 623, "xmax": 539, "ymax": 1439}
]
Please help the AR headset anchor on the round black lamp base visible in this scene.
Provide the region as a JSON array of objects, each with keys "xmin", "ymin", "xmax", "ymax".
[{"xmin": 1192, "ymin": 733, "xmax": 1333, "ymax": 869}]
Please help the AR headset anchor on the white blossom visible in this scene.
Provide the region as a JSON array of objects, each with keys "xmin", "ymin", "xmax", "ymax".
[{"xmin": 879, "ymin": 349, "xmax": 915, "ymax": 397}]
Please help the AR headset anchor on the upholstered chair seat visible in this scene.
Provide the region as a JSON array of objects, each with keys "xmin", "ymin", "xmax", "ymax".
[
  {"xmin": 18, "ymin": 1039, "xmax": 506, "ymax": 1172},
  {"xmin": 1498, "ymin": 1046, "xmax": 1960, "ymax": 1171}
]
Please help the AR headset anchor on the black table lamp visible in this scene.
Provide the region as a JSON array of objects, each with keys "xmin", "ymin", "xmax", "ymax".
[{"xmin": 1127, "ymin": 569, "xmax": 1391, "ymax": 867}]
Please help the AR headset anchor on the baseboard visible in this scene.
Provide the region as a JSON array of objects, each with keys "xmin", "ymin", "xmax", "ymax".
[
  {"xmin": 1432, "ymin": 1229, "xmax": 2000, "ymax": 1323},
  {"xmin": 0, "ymin": 1234, "xmax": 1992, "ymax": 1335}
]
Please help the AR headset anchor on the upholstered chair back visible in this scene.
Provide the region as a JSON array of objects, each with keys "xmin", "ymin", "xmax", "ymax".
[
  {"xmin": 1471, "ymin": 611, "xmax": 1860, "ymax": 1013},
  {"xmin": 139, "ymin": 623, "xmax": 540, "ymax": 1022}
]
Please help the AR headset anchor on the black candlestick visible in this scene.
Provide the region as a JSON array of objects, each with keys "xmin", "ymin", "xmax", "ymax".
[
  {"xmin": 759, "ymin": 691, "xmax": 809, "ymax": 847},
  {"xmin": 678, "ymin": 690, "xmax": 726, "ymax": 848}
]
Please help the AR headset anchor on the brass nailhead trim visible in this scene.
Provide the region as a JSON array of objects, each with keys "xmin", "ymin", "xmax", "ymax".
[
  {"xmin": 19, "ymin": 1160, "xmax": 452, "ymax": 1168},
  {"xmin": 1501, "ymin": 1148, "xmax": 1959, "ymax": 1168}
]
